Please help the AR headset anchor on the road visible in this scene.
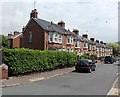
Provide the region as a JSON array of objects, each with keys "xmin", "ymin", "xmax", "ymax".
[{"xmin": 2, "ymin": 62, "xmax": 119, "ymax": 95}]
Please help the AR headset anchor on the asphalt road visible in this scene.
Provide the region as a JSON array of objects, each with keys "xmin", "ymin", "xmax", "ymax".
[{"xmin": 2, "ymin": 62, "xmax": 119, "ymax": 95}]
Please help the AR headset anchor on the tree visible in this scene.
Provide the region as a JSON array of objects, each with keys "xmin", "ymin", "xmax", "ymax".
[
  {"xmin": 0, "ymin": 34, "xmax": 10, "ymax": 48},
  {"xmin": 109, "ymin": 42, "xmax": 120, "ymax": 56}
]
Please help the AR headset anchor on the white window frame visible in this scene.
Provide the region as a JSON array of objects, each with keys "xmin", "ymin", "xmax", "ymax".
[
  {"xmin": 67, "ymin": 36, "xmax": 70, "ymax": 44},
  {"xmin": 84, "ymin": 42, "xmax": 88, "ymax": 48},
  {"xmin": 70, "ymin": 36, "xmax": 73, "ymax": 44},
  {"xmin": 58, "ymin": 34, "xmax": 62, "ymax": 43},
  {"xmin": 53, "ymin": 33, "xmax": 58, "ymax": 43},
  {"xmin": 49, "ymin": 32, "xmax": 53, "ymax": 43}
]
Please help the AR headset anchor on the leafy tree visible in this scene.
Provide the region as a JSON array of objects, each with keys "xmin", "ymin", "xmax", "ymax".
[
  {"xmin": 0, "ymin": 34, "xmax": 10, "ymax": 48},
  {"xmin": 109, "ymin": 42, "xmax": 120, "ymax": 56}
]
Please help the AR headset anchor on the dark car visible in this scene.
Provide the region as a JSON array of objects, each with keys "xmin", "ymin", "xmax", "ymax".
[
  {"xmin": 104, "ymin": 56, "xmax": 114, "ymax": 64},
  {"xmin": 75, "ymin": 59, "xmax": 96, "ymax": 73}
]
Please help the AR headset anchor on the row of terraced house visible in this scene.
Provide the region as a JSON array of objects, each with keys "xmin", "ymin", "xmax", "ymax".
[{"xmin": 7, "ymin": 9, "xmax": 113, "ymax": 58}]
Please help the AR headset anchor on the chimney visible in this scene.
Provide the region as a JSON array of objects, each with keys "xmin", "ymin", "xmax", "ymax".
[
  {"xmin": 30, "ymin": 9, "xmax": 38, "ymax": 19},
  {"xmin": 8, "ymin": 32, "xmax": 13, "ymax": 37},
  {"xmin": 100, "ymin": 41, "xmax": 103, "ymax": 44},
  {"xmin": 58, "ymin": 20, "xmax": 65, "ymax": 28},
  {"xmin": 22, "ymin": 26, "xmax": 25, "ymax": 32},
  {"xmin": 96, "ymin": 40, "xmax": 99, "ymax": 43},
  {"xmin": 73, "ymin": 29, "xmax": 79, "ymax": 35},
  {"xmin": 90, "ymin": 38, "xmax": 95, "ymax": 42},
  {"xmin": 82, "ymin": 34, "xmax": 88, "ymax": 39},
  {"xmin": 14, "ymin": 31, "xmax": 20, "ymax": 35},
  {"xmin": 104, "ymin": 43, "xmax": 106, "ymax": 45}
]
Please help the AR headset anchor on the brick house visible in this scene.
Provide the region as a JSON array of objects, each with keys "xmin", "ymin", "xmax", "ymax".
[
  {"xmin": 22, "ymin": 9, "xmax": 74, "ymax": 51},
  {"xmin": 7, "ymin": 31, "xmax": 22, "ymax": 48},
  {"xmin": 20, "ymin": 9, "xmax": 113, "ymax": 58}
]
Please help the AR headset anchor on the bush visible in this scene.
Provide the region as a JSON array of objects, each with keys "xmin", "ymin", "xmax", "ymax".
[
  {"xmin": 2, "ymin": 48, "xmax": 77, "ymax": 76},
  {"xmin": 81, "ymin": 53, "xmax": 89, "ymax": 59}
]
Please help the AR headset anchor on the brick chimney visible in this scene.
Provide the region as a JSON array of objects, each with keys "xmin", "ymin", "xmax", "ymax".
[
  {"xmin": 90, "ymin": 38, "xmax": 95, "ymax": 42},
  {"xmin": 58, "ymin": 20, "xmax": 65, "ymax": 28},
  {"xmin": 100, "ymin": 41, "xmax": 103, "ymax": 44},
  {"xmin": 8, "ymin": 32, "xmax": 13, "ymax": 37},
  {"xmin": 82, "ymin": 34, "xmax": 88, "ymax": 39},
  {"xmin": 14, "ymin": 31, "xmax": 20, "ymax": 35},
  {"xmin": 104, "ymin": 43, "xmax": 106, "ymax": 45},
  {"xmin": 30, "ymin": 9, "xmax": 38, "ymax": 19},
  {"xmin": 73, "ymin": 29, "xmax": 79, "ymax": 35},
  {"xmin": 96, "ymin": 40, "xmax": 99, "ymax": 43}
]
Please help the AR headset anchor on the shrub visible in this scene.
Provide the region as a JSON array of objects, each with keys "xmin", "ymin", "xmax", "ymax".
[
  {"xmin": 2, "ymin": 48, "xmax": 77, "ymax": 76},
  {"xmin": 81, "ymin": 53, "xmax": 89, "ymax": 59}
]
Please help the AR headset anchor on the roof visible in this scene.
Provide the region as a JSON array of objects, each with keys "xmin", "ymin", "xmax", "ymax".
[
  {"xmin": 7, "ymin": 33, "xmax": 22, "ymax": 39},
  {"xmin": 33, "ymin": 18, "xmax": 71, "ymax": 34}
]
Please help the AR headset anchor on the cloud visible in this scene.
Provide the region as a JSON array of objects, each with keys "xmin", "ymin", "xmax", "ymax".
[{"xmin": 1, "ymin": 1, "xmax": 118, "ymax": 43}]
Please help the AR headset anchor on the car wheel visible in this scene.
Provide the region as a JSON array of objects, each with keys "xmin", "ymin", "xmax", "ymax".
[{"xmin": 93, "ymin": 68, "xmax": 95, "ymax": 71}]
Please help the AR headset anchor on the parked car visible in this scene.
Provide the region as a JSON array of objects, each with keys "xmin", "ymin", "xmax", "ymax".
[
  {"xmin": 75, "ymin": 59, "xmax": 96, "ymax": 73},
  {"xmin": 104, "ymin": 56, "xmax": 114, "ymax": 64}
]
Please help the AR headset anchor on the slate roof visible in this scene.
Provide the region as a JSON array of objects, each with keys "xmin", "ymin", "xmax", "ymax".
[{"xmin": 33, "ymin": 18, "xmax": 71, "ymax": 34}]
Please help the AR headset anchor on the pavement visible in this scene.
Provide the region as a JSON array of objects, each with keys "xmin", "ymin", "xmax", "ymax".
[
  {"xmin": 1, "ymin": 66, "xmax": 75, "ymax": 88},
  {"xmin": 1, "ymin": 62, "xmax": 120, "ymax": 95}
]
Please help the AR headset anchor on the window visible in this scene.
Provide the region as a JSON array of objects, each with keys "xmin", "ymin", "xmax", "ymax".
[
  {"xmin": 67, "ymin": 36, "xmax": 70, "ymax": 44},
  {"xmin": 29, "ymin": 32, "xmax": 32, "ymax": 43},
  {"xmin": 84, "ymin": 42, "xmax": 88, "ymax": 48},
  {"xmin": 54, "ymin": 33, "xmax": 58, "ymax": 43},
  {"xmin": 67, "ymin": 36, "xmax": 73, "ymax": 44},
  {"xmin": 75, "ymin": 41, "xmax": 80, "ymax": 47},
  {"xmin": 58, "ymin": 34, "xmax": 62, "ymax": 43},
  {"xmin": 49, "ymin": 32, "xmax": 53, "ymax": 43},
  {"xmin": 70, "ymin": 36, "xmax": 73, "ymax": 44}
]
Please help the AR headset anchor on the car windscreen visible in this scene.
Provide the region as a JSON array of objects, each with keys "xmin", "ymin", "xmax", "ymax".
[{"xmin": 77, "ymin": 60, "xmax": 89, "ymax": 65}]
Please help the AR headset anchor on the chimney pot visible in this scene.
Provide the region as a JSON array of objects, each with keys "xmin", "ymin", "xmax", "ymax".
[
  {"xmin": 30, "ymin": 9, "xmax": 38, "ymax": 19},
  {"xmin": 90, "ymin": 38, "xmax": 95, "ymax": 42},
  {"xmin": 96, "ymin": 40, "xmax": 99, "ymax": 43},
  {"xmin": 82, "ymin": 34, "xmax": 88, "ymax": 39},
  {"xmin": 73, "ymin": 29, "xmax": 79, "ymax": 35},
  {"xmin": 58, "ymin": 20, "xmax": 65, "ymax": 28}
]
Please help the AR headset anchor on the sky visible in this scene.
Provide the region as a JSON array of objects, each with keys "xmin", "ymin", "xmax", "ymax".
[{"xmin": 0, "ymin": 0, "xmax": 119, "ymax": 43}]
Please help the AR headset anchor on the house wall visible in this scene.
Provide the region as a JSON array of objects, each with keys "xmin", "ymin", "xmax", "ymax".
[
  {"xmin": 12, "ymin": 37, "xmax": 21, "ymax": 48},
  {"xmin": 22, "ymin": 19, "xmax": 44, "ymax": 50}
]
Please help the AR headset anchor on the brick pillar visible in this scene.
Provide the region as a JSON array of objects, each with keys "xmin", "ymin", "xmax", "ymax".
[{"xmin": 0, "ymin": 64, "xmax": 8, "ymax": 79}]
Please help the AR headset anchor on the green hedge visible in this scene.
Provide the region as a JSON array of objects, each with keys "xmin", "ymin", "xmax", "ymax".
[{"xmin": 2, "ymin": 48, "xmax": 77, "ymax": 76}]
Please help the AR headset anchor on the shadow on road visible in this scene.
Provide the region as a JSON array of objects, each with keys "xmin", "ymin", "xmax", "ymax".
[
  {"xmin": 113, "ymin": 63, "xmax": 120, "ymax": 66},
  {"xmin": 72, "ymin": 70, "xmax": 90, "ymax": 73}
]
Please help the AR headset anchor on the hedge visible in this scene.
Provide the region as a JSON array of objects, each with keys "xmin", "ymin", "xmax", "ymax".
[{"xmin": 2, "ymin": 48, "xmax": 77, "ymax": 76}]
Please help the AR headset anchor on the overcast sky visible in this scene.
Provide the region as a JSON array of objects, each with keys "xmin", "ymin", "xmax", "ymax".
[{"xmin": 0, "ymin": 0, "xmax": 119, "ymax": 43}]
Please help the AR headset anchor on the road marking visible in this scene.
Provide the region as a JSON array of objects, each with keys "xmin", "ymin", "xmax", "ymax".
[
  {"xmin": 29, "ymin": 77, "xmax": 45, "ymax": 82},
  {"xmin": 107, "ymin": 75, "xmax": 120, "ymax": 95}
]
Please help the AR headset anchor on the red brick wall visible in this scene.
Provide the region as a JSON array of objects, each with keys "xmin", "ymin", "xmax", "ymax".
[
  {"xmin": 12, "ymin": 37, "xmax": 21, "ymax": 48},
  {"xmin": 22, "ymin": 19, "xmax": 44, "ymax": 50}
]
